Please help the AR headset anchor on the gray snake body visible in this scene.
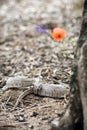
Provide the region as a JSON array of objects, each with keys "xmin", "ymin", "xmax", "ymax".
[{"xmin": 2, "ymin": 76, "xmax": 68, "ymax": 108}]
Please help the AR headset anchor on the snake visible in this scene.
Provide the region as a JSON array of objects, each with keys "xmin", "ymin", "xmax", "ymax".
[{"xmin": 2, "ymin": 76, "xmax": 69, "ymax": 109}]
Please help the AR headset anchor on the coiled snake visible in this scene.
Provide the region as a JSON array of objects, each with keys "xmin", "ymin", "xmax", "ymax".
[{"xmin": 2, "ymin": 76, "xmax": 69, "ymax": 109}]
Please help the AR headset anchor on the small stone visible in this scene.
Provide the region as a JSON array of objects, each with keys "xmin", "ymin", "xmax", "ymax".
[
  {"xmin": 14, "ymin": 114, "xmax": 26, "ymax": 122},
  {"xmin": 57, "ymin": 111, "xmax": 64, "ymax": 117},
  {"xmin": 19, "ymin": 115, "xmax": 25, "ymax": 122},
  {"xmin": 51, "ymin": 118, "xmax": 60, "ymax": 130},
  {"xmin": 28, "ymin": 125, "xmax": 34, "ymax": 129},
  {"xmin": 30, "ymin": 111, "xmax": 38, "ymax": 117}
]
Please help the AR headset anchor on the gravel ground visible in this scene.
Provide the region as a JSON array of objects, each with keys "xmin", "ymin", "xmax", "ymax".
[{"xmin": 0, "ymin": 0, "xmax": 83, "ymax": 130}]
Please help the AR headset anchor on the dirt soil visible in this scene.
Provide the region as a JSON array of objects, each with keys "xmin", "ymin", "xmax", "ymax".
[{"xmin": 0, "ymin": 0, "xmax": 83, "ymax": 130}]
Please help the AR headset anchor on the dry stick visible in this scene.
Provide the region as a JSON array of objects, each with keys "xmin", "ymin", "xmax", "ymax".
[
  {"xmin": 3, "ymin": 96, "xmax": 12, "ymax": 110},
  {"xmin": 13, "ymin": 86, "xmax": 34, "ymax": 110},
  {"xmin": 0, "ymin": 120, "xmax": 29, "ymax": 127},
  {"xmin": 5, "ymin": 96, "xmax": 12, "ymax": 105}
]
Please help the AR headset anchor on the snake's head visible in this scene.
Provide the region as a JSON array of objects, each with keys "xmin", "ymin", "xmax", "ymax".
[{"xmin": 2, "ymin": 85, "xmax": 8, "ymax": 91}]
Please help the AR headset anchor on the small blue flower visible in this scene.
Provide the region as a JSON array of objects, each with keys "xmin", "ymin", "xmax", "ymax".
[{"xmin": 35, "ymin": 25, "xmax": 47, "ymax": 34}]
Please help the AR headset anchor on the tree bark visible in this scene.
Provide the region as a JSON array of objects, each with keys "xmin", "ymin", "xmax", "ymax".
[{"xmin": 51, "ymin": 0, "xmax": 87, "ymax": 130}]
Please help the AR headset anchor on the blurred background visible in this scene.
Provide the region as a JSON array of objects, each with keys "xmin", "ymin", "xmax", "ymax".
[{"xmin": 0, "ymin": 0, "xmax": 83, "ymax": 41}]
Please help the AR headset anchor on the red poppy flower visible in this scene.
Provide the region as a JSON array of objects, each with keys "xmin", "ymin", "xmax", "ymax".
[{"xmin": 51, "ymin": 27, "xmax": 67, "ymax": 41}]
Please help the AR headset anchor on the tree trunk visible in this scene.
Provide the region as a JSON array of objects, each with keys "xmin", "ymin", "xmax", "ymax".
[{"xmin": 51, "ymin": 0, "xmax": 87, "ymax": 130}]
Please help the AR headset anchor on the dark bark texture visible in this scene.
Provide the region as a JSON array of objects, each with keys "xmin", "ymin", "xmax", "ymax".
[{"xmin": 51, "ymin": 0, "xmax": 87, "ymax": 130}]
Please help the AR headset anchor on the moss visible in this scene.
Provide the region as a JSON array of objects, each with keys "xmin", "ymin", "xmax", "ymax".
[{"xmin": 73, "ymin": 0, "xmax": 83, "ymax": 11}]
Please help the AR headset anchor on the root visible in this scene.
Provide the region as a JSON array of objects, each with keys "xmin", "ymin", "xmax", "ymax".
[{"xmin": 51, "ymin": 108, "xmax": 73, "ymax": 130}]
